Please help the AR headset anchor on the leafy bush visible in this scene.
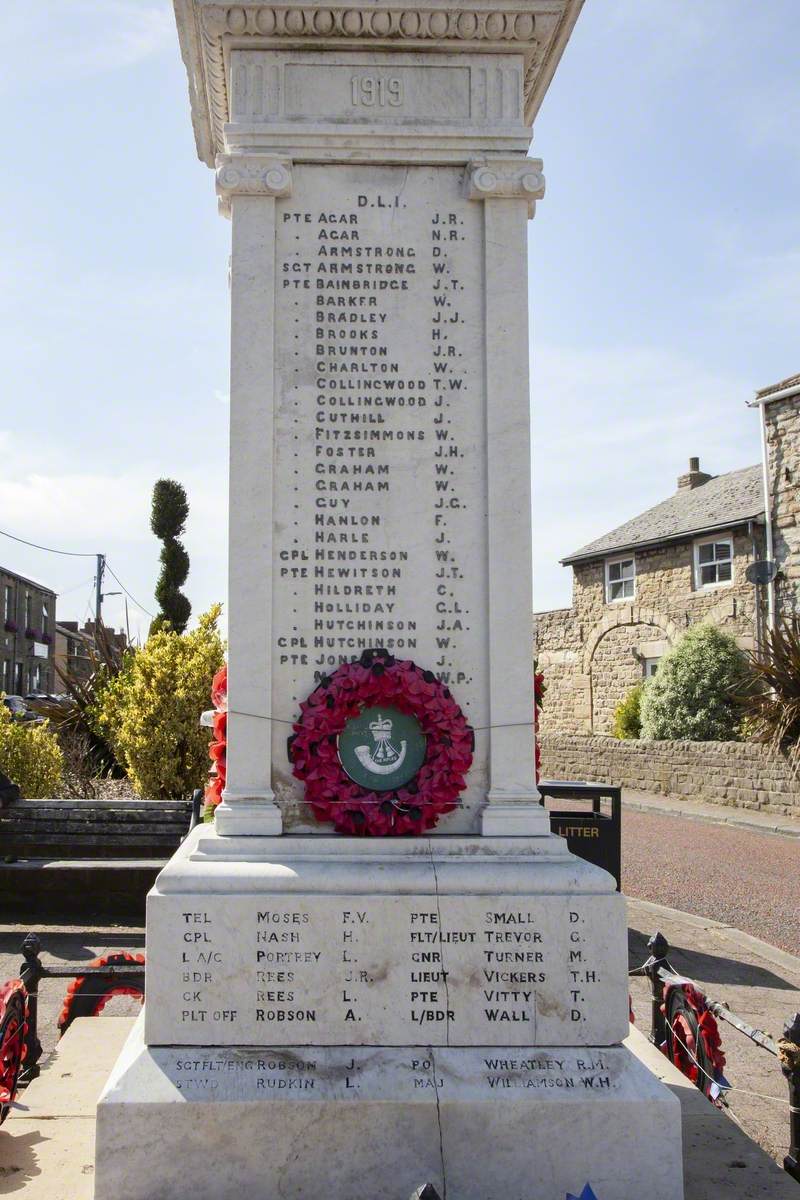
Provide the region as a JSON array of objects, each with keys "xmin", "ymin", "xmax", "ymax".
[
  {"xmin": 613, "ymin": 683, "xmax": 644, "ymax": 740},
  {"xmin": 738, "ymin": 621, "xmax": 800, "ymax": 772},
  {"xmin": 640, "ymin": 624, "xmax": 746, "ymax": 742},
  {"xmin": 0, "ymin": 703, "xmax": 63, "ymax": 797},
  {"xmin": 94, "ymin": 606, "xmax": 225, "ymax": 801}
]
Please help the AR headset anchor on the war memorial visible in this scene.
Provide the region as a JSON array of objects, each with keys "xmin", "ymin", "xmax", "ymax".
[{"xmin": 92, "ymin": 2, "xmax": 684, "ymax": 1196}]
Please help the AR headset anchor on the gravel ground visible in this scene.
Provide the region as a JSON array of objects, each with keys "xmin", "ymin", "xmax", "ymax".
[{"xmin": 622, "ymin": 807, "xmax": 800, "ymax": 957}]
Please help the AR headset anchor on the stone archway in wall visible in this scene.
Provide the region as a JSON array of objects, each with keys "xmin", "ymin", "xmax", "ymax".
[{"xmin": 582, "ymin": 606, "xmax": 681, "ymax": 734}]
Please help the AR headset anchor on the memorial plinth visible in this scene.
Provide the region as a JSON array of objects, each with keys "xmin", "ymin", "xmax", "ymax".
[{"xmin": 94, "ymin": 3, "xmax": 683, "ymax": 1197}]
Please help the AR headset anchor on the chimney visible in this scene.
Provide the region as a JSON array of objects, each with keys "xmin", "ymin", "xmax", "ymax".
[{"xmin": 677, "ymin": 456, "xmax": 712, "ymax": 491}]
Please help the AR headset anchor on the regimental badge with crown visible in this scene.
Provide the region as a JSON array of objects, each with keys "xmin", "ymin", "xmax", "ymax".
[
  {"xmin": 336, "ymin": 704, "xmax": 427, "ymax": 793},
  {"xmin": 355, "ymin": 712, "xmax": 407, "ymax": 774}
]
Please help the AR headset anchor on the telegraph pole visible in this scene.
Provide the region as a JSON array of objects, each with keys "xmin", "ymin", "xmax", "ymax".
[{"xmin": 95, "ymin": 553, "xmax": 105, "ymax": 631}]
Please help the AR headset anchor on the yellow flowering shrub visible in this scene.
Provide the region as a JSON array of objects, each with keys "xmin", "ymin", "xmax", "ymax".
[
  {"xmin": 0, "ymin": 703, "xmax": 64, "ymax": 797},
  {"xmin": 94, "ymin": 606, "xmax": 225, "ymax": 801}
]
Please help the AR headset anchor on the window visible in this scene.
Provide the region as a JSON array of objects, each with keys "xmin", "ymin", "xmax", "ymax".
[
  {"xmin": 41, "ymin": 600, "xmax": 49, "ymax": 636},
  {"xmin": 605, "ymin": 557, "xmax": 635, "ymax": 602},
  {"xmin": 1, "ymin": 659, "xmax": 8, "ymax": 690},
  {"xmin": 694, "ymin": 536, "xmax": 733, "ymax": 589},
  {"xmin": 3, "ymin": 585, "xmax": 12, "ymax": 622},
  {"xmin": 25, "ymin": 593, "xmax": 32, "ymax": 629},
  {"xmin": 643, "ymin": 658, "xmax": 660, "ymax": 679}
]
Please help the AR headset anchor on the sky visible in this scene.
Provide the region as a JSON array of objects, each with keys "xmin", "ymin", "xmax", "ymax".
[{"xmin": 1, "ymin": 0, "xmax": 798, "ymax": 639}]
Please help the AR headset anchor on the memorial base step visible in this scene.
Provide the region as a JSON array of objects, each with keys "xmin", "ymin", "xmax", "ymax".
[{"xmin": 94, "ymin": 1014, "xmax": 683, "ymax": 1200}]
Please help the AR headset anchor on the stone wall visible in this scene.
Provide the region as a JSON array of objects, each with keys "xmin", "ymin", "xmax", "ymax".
[
  {"xmin": 536, "ymin": 528, "xmax": 766, "ymax": 736},
  {"xmin": 765, "ymin": 391, "xmax": 800, "ymax": 620},
  {"xmin": 539, "ymin": 733, "xmax": 799, "ymax": 816}
]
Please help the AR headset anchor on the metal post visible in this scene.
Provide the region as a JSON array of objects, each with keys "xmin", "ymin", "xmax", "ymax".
[
  {"xmin": 19, "ymin": 933, "xmax": 44, "ymax": 1080},
  {"xmin": 95, "ymin": 553, "xmax": 105, "ymax": 631},
  {"xmin": 645, "ymin": 932, "xmax": 669, "ymax": 1047},
  {"xmin": 782, "ymin": 1012, "xmax": 800, "ymax": 1183}
]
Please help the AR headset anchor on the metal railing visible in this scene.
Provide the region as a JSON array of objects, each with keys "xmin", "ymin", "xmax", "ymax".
[
  {"xmin": 631, "ymin": 931, "xmax": 800, "ymax": 1184},
  {"xmin": 17, "ymin": 932, "xmax": 145, "ymax": 1084}
]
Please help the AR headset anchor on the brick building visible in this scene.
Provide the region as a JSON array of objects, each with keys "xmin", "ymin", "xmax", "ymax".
[
  {"xmin": 537, "ymin": 375, "xmax": 800, "ymax": 736},
  {"xmin": 1, "ymin": 568, "xmax": 57, "ymax": 695},
  {"xmin": 54, "ymin": 620, "xmax": 128, "ymax": 688}
]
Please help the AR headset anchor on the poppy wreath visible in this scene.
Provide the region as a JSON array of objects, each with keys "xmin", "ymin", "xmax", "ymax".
[
  {"xmin": 0, "ymin": 979, "xmax": 28, "ymax": 1124},
  {"xmin": 204, "ymin": 664, "xmax": 228, "ymax": 817},
  {"xmin": 57, "ymin": 952, "xmax": 145, "ymax": 1037},
  {"xmin": 289, "ymin": 648, "xmax": 474, "ymax": 836},
  {"xmin": 661, "ymin": 980, "xmax": 727, "ymax": 1101}
]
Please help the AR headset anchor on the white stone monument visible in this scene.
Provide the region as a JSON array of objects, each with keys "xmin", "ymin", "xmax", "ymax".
[{"xmin": 94, "ymin": 3, "xmax": 684, "ymax": 1197}]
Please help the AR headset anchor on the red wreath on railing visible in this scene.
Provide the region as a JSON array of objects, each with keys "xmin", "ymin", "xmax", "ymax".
[
  {"xmin": 0, "ymin": 979, "xmax": 27, "ymax": 1125},
  {"xmin": 57, "ymin": 953, "xmax": 145, "ymax": 1037},
  {"xmin": 662, "ymin": 980, "xmax": 727, "ymax": 1101},
  {"xmin": 534, "ymin": 667, "xmax": 545, "ymax": 783},
  {"xmin": 204, "ymin": 664, "xmax": 228, "ymax": 817},
  {"xmin": 289, "ymin": 649, "xmax": 474, "ymax": 836}
]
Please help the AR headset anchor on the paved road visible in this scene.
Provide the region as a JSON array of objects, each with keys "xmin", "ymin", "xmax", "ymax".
[{"xmin": 621, "ymin": 807, "xmax": 799, "ymax": 957}]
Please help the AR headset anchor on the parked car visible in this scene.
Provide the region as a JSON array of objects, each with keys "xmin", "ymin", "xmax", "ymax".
[
  {"xmin": 2, "ymin": 695, "xmax": 41, "ymax": 723},
  {"xmin": 22, "ymin": 693, "xmax": 72, "ymax": 722}
]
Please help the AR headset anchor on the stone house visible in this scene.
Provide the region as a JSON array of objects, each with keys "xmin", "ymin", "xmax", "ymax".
[
  {"xmin": 750, "ymin": 373, "xmax": 800, "ymax": 625},
  {"xmin": 1, "ymin": 567, "xmax": 56, "ymax": 695},
  {"xmin": 537, "ymin": 374, "xmax": 800, "ymax": 737},
  {"xmin": 536, "ymin": 459, "xmax": 767, "ymax": 735}
]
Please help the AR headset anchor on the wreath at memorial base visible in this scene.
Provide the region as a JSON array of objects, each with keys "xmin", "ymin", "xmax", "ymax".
[
  {"xmin": 661, "ymin": 980, "xmax": 727, "ymax": 1101},
  {"xmin": 289, "ymin": 649, "xmax": 474, "ymax": 836},
  {"xmin": 57, "ymin": 953, "xmax": 145, "ymax": 1038},
  {"xmin": 0, "ymin": 979, "xmax": 28, "ymax": 1125}
]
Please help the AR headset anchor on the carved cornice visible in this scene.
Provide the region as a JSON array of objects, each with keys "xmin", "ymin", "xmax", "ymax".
[
  {"xmin": 464, "ymin": 157, "xmax": 544, "ymax": 215},
  {"xmin": 216, "ymin": 154, "xmax": 292, "ymax": 216},
  {"xmin": 174, "ymin": 0, "xmax": 585, "ymax": 166}
]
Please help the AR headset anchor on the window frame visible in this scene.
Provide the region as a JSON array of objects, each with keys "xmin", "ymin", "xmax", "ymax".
[
  {"xmin": 693, "ymin": 534, "xmax": 734, "ymax": 591},
  {"xmin": 605, "ymin": 555, "xmax": 636, "ymax": 604}
]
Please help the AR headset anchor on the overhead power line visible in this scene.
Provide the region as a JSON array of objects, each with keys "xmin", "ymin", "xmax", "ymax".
[
  {"xmin": 105, "ymin": 563, "xmax": 155, "ymax": 620},
  {"xmin": 0, "ymin": 526, "xmax": 158, "ymax": 623},
  {"xmin": 0, "ymin": 527, "xmax": 96, "ymax": 558}
]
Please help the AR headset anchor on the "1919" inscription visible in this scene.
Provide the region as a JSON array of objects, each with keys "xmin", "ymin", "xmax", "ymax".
[{"xmin": 351, "ymin": 75, "xmax": 404, "ymax": 107}]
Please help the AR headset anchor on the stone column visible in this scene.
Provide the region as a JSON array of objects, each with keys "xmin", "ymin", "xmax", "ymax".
[
  {"xmin": 465, "ymin": 160, "xmax": 550, "ymax": 837},
  {"xmin": 213, "ymin": 157, "xmax": 292, "ymax": 836}
]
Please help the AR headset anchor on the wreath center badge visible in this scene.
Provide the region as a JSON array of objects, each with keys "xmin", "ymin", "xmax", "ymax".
[
  {"xmin": 289, "ymin": 648, "xmax": 473, "ymax": 836},
  {"xmin": 338, "ymin": 707, "xmax": 427, "ymax": 791}
]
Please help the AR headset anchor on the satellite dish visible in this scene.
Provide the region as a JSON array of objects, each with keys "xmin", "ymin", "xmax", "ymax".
[{"xmin": 746, "ymin": 560, "xmax": 778, "ymax": 585}]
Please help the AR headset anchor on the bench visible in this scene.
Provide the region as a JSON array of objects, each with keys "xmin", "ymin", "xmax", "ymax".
[
  {"xmin": 0, "ymin": 798, "xmax": 192, "ymax": 860},
  {"xmin": 0, "ymin": 797, "xmax": 196, "ymax": 918}
]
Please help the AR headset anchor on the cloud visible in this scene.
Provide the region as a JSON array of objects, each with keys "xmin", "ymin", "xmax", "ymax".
[{"xmin": 3, "ymin": 1, "xmax": 174, "ymax": 92}]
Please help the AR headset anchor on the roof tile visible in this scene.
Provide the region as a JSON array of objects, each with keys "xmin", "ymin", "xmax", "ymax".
[{"xmin": 562, "ymin": 465, "xmax": 764, "ymax": 564}]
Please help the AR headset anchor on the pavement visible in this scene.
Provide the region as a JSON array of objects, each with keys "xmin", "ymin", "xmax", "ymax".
[
  {"xmin": 1, "ymin": 1014, "xmax": 796, "ymax": 1199},
  {"xmin": 620, "ymin": 787, "xmax": 800, "ymax": 838}
]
